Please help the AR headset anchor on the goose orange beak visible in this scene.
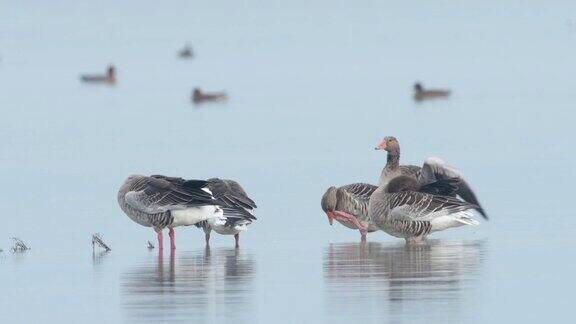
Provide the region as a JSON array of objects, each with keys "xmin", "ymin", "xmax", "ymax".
[{"xmin": 327, "ymin": 212, "xmax": 334, "ymax": 225}]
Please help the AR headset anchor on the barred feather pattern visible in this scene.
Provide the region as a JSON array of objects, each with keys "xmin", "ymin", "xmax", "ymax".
[
  {"xmin": 369, "ymin": 187, "xmax": 477, "ymax": 238},
  {"xmin": 118, "ymin": 177, "xmax": 174, "ymax": 229},
  {"xmin": 120, "ymin": 199, "xmax": 173, "ymax": 229},
  {"xmin": 388, "ymin": 219, "xmax": 432, "ymax": 237},
  {"xmin": 340, "ymin": 183, "xmax": 377, "ymax": 198},
  {"xmin": 335, "ymin": 183, "xmax": 379, "ymax": 231}
]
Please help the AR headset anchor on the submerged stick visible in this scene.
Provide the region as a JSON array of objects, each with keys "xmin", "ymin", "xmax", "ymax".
[
  {"xmin": 147, "ymin": 241, "xmax": 155, "ymax": 249},
  {"xmin": 91, "ymin": 233, "xmax": 111, "ymax": 252},
  {"xmin": 11, "ymin": 237, "xmax": 30, "ymax": 252}
]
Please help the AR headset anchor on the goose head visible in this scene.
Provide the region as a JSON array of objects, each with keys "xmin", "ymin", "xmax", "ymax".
[
  {"xmin": 374, "ymin": 136, "xmax": 399, "ymax": 152},
  {"xmin": 321, "ymin": 186, "xmax": 338, "ymax": 225}
]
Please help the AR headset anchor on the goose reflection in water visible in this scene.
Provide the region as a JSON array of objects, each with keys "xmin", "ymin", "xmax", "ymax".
[
  {"xmin": 323, "ymin": 240, "xmax": 485, "ymax": 321},
  {"xmin": 121, "ymin": 248, "xmax": 255, "ymax": 323}
]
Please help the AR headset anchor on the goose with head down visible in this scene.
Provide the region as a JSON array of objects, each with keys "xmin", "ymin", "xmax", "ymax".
[
  {"xmin": 320, "ymin": 177, "xmax": 458, "ymax": 241},
  {"xmin": 194, "ymin": 178, "xmax": 257, "ymax": 248},
  {"xmin": 117, "ymin": 175, "xmax": 255, "ymax": 251},
  {"xmin": 321, "ymin": 183, "xmax": 379, "ymax": 241}
]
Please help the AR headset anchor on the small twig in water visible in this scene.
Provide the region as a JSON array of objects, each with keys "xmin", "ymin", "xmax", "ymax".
[
  {"xmin": 11, "ymin": 237, "xmax": 30, "ymax": 252},
  {"xmin": 147, "ymin": 241, "xmax": 155, "ymax": 249},
  {"xmin": 91, "ymin": 233, "xmax": 111, "ymax": 252}
]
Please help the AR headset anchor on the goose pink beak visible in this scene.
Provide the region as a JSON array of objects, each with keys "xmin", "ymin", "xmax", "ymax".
[
  {"xmin": 327, "ymin": 212, "xmax": 334, "ymax": 225},
  {"xmin": 375, "ymin": 140, "xmax": 386, "ymax": 150}
]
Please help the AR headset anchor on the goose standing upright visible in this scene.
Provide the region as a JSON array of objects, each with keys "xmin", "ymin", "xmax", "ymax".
[
  {"xmin": 375, "ymin": 136, "xmax": 487, "ymax": 218},
  {"xmin": 118, "ymin": 175, "xmax": 236, "ymax": 251},
  {"xmin": 194, "ymin": 178, "xmax": 257, "ymax": 248},
  {"xmin": 369, "ymin": 176, "xmax": 482, "ymax": 244}
]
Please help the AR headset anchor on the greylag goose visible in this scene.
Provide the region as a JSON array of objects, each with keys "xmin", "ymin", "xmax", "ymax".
[
  {"xmin": 413, "ymin": 82, "xmax": 450, "ymax": 101},
  {"xmin": 178, "ymin": 44, "xmax": 193, "ymax": 58},
  {"xmin": 80, "ymin": 65, "xmax": 116, "ymax": 84},
  {"xmin": 321, "ymin": 183, "xmax": 379, "ymax": 241},
  {"xmin": 321, "ymin": 178, "xmax": 457, "ymax": 241},
  {"xmin": 369, "ymin": 176, "xmax": 482, "ymax": 244},
  {"xmin": 375, "ymin": 136, "xmax": 487, "ymax": 218},
  {"xmin": 117, "ymin": 175, "xmax": 255, "ymax": 251},
  {"xmin": 194, "ymin": 178, "xmax": 257, "ymax": 248},
  {"xmin": 192, "ymin": 88, "xmax": 227, "ymax": 104}
]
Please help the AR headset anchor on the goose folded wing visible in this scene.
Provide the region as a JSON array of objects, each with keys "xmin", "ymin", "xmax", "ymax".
[
  {"xmin": 124, "ymin": 176, "xmax": 214, "ymax": 214},
  {"xmin": 207, "ymin": 178, "xmax": 257, "ymax": 219},
  {"xmin": 388, "ymin": 191, "xmax": 479, "ymax": 222},
  {"xmin": 340, "ymin": 183, "xmax": 378, "ymax": 199}
]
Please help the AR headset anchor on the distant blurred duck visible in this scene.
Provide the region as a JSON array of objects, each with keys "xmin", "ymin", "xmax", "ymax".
[
  {"xmin": 192, "ymin": 88, "xmax": 228, "ymax": 104},
  {"xmin": 413, "ymin": 82, "xmax": 450, "ymax": 101},
  {"xmin": 178, "ymin": 44, "xmax": 193, "ymax": 58},
  {"xmin": 80, "ymin": 65, "xmax": 116, "ymax": 84}
]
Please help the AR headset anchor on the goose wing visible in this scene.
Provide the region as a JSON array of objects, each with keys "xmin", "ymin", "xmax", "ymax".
[
  {"xmin": 340, "ymin": 183, "xmax": 378, "ymax": 199},
  {"xmin": 418, "ymin": 157, "xmax": 487, "ymax": 219},
  {"xmin": 124, "ymin": 176, "xmax": 214, "ymax": 214},
  {"xmin": 335, "ymin": 184, "xmax": 376, "ymax": 219},
  {"xmin": 388, "ymin": 191, "xmax": 479, "ymax": 222},
  {"xmin": 207, "ymin": 178, "xmax": 257, "ymax": 220}
]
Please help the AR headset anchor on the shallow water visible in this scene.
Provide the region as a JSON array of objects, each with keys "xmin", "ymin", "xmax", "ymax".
[{"xmin": 1, "ymin": 0, "xmax": 576, "ymax": 323}]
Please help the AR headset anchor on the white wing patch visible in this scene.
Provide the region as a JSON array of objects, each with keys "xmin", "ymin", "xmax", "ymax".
[
  {"xmin": 425, "ymin": 157, "xmax": 464, "ymax": 178},
  {"xmin": 430, "ymin": 211, "xmax": 479, "ymax": 232},
  {"xmin": 201, "ymin": 187, "xmax": 213, "ymax": 195},
  {"xmin": 171, "ymin": 205, "xmax": 222, "ymax": 227}
]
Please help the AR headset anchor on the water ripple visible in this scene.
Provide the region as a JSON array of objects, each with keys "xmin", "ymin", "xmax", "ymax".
[
  {"xmin": 121, "ymin": 247, "xmax": 255, "ymax": 323},
  {"xmin": 323, "ymin": 240, "xmax": 486, "ymax": 322}
]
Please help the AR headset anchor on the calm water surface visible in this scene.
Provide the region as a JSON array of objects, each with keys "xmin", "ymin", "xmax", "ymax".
[{"xmin": 1, "ymin": 0, "xmax": 576, "ymax": 323}]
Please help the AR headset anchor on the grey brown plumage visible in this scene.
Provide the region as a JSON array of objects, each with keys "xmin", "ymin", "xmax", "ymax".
[
  {"xmin": 385, "ymin": 175, "xmax": 459, "ymax": 196},
  {"xmin": 118, "ymin": 175, "xmax": 257, "ymax": 249},
  {"xmin": 369, "ymin": 179, "xmax": 481, "ymax": 242},
  {"xmin": 321, "ymin": 183, "xmax": 379, "ymax": 235},
  {"xmin": 375, "ymin": 136, "xmax": 487, "ymax": 219},
  {"xmin": 118, "ymin": 175, "xmax": 217, "ymax": 228},
  {"xmin": 195, "ymin": 178, "xmax": 257, "ymax": 247}
]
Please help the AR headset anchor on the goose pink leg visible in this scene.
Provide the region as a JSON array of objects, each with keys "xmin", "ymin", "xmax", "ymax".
[
  {"xmin": 333, "ymin": 211, "xmax": 368, "ymax": 240},
  {"xmin": 157, "ymin": 230, "xmax": 164, "ymax": 251},
  {"xmin": 169, "ymin": 228, "xmax": 176, "ymax": 250}
]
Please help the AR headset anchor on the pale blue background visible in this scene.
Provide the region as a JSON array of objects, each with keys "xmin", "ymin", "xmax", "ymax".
[{"xmin": 1, "ymin": 1, "xmax": 575, "ymax": 323}]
